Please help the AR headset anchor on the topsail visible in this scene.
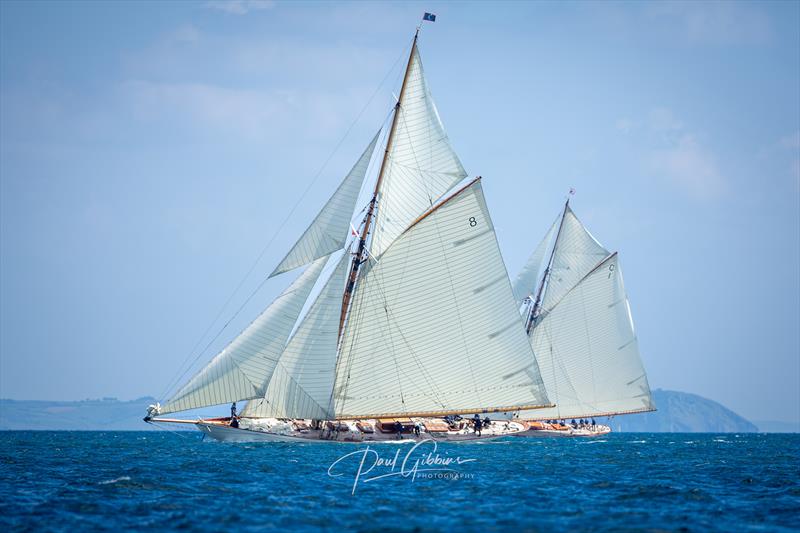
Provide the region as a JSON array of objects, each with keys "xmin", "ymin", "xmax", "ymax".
[{"xmin": 369, "ymin": 46, "xmax": 468, "ymax": 258}]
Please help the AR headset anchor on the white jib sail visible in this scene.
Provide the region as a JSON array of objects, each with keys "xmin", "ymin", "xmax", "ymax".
[
  {"xmin": 521, "ymin": 253, "xmax": 654, "ymax": 420},
  {"xmin": 370, "ymin": 45, "xmax": 468, "ymax": 258},
  {"xmin": 333, "ymin": 179, "xmax": 550, "ymax": 419},
  {"xmin": 511, "ymin": 215, "xmax": 559, "ymax": 306},
  {"xmin": 243, "ymin": 252, "xmax": 350, "ymax": 420},
  {"xmin": 269, "ymin": 131, "xmax": 380, "ymax": 277},
  {"xmin": 161, "ymin": 255, "xmax": 329, "ymax": 415},
  {"xmin": 540, "ymin": 206, "xmax": 609, "ymax": 315}
]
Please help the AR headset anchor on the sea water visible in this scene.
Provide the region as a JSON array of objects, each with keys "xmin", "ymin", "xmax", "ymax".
[{"xmin": 1, "ymin": 431, "xmax": 797, "ymax": 531}]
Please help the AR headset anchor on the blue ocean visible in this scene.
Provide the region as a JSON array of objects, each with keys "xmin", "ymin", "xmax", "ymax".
[{"xmin": 1, "ymin": 431, "xmax": 798, "ymax": 532}]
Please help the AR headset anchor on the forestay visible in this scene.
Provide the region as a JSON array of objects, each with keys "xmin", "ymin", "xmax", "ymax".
[
  {"xmin": 334, "ymin": 179, "xmax": 550, "ymax": 418},
  {"xmin": 161, "ymin": 256, "xmax": 330, "ymax": 415},
  {"xmin": 370, "ymin": 45, "xmax": 468, "ymax": 258},
  {"xmin": 269, "ymin": 131, "xmax": 380, "ymax": 277},
  {"xmin": 521, "ymin": 253, "xmax": 654, "ymax": 420},
  {"xmin": 243, "ymin": 252, "xmax": 350, "ymax": 420}
]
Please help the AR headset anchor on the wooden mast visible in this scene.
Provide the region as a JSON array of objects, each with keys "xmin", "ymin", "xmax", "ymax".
[{"xmin": 338, "ymin": 30, "xmax": 420, "ymax": 335}]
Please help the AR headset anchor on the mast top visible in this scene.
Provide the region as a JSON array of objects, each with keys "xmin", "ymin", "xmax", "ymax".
[{"xmin": 566, "ymin": 187, "xmax": 575, "ymax": 206}]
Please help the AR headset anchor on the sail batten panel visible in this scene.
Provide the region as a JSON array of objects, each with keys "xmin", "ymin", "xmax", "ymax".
[
  {"xmin": 371, "ymin": 46, "xmax": 468, "ymax": 257},
  {"xmin": 160, "ymin": 255, "xmax": 329, "ymax": 415},
  {"xmin": 334, "ymin": 180, "xmax": 550, "ymax": 418},
  {"xmin": 519, "ymin": 254, "xmax": 654, "ymax": 421},
  {"xmin": 243, "ymin": 253, "xmax": 350, "ymax": 419},
  {"xmin": 270, "ymin": 131, "xmax": 379, "ymax": 277},
  {"xmin": 541, "ymin": 207, "xmax": 609, "ymax": 313}
]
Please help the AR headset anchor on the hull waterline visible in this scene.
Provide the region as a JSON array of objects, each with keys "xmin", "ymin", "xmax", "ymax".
[{"xmin": 151, "ymin": 418, "xmax": 528, "ymax": 443}]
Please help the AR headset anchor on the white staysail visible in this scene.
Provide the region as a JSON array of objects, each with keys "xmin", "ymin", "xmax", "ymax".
[
  {"xmin": 511, "ymin": 215, "xmax": 559, "ymax": 306},
  {"xmin": 334, "ymin": 179, "xmax": 550, "ymax": 419},
  {"xmin": 243, "ymin": 252, "xmax": 350, "ymax": 420},
  {"xmin": 370, "ymin": 45, "xmax": 468, "ymax": 258},
  {"xmin": 269, "ymin": 131, "xmax": 380, "ymax": 277},
  {"xmin": 540, "ymin": 206, "xmax": 609, "ymax": 314},
  {"xmin": 523, "ymin": 253, "xmax": 654, "ymax": 420},
  {"xmin": 161, "ymin": 256, "xmax": 330, "ymax": 415}
]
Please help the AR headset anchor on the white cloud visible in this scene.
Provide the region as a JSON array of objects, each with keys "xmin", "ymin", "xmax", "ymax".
[
  {"xmin": 630, "ymin": 107, "xmax": 725, "ymax": 199},
  {"xmin": 615, "ymin": 118, "xmax": 633, "ymax": 134},
  {"xmin": 648, "ymin": 107, "xmax": 683, "ymax": 133},
  {"xmin": 205, "ymin": 0, "xmax": 275, "ymax": 15},
  {"xmin": 168, "ymin": 24, "xmax": 201, "ymax": 44},
  {"xmin": 117, "ymin": 80, "xmax": 362, "ymax": 142},
  {"xmin": 645, "ymin": 1, "xmax": 772, "ymax": 45},
  {"xmin": 779, "ymin": 131, "xmax": 800, "ymax": 150},
  {"xmin": 650, "ymin": 133, "xmax": 724, "ymax": 199}
]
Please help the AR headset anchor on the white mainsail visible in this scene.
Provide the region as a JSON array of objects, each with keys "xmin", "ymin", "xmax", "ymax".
[
  {"xmin": 511, "ymin": 215, "xmax": 559, "ymax": 306},
  {"xmin": 370, "ymin": 45, "xmax": 468, "ymax": 258},
  {"xmin": 160, "ymin": 255, "xmax": 330, "ymax": 415},
  {"xmin": 269, "ymin": 131, "xmax": 380, "ymax": 278},
  {"xmin": 520, "ymin": 207, "xmax": 654, "ymax": 420},
  {"xmin": 333, "ymin": 179, "xmax": 551, "ymax": 419},
  {"xmin": 242, "ymin": 252, "xmax": 350, "ymax": 420}
]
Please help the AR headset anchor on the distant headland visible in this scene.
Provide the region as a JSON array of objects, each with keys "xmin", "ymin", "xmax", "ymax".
[{"xmin": 0, "ymin": 390, "xmax": 796, "ymax": 432}]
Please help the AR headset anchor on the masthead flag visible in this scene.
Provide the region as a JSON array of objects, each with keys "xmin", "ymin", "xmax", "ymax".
[{"xmin": 423, "ymin": 12, "xmax": 436, "ymax": 22}]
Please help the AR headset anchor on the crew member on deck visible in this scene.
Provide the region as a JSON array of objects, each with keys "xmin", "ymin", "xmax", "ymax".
[
  {"xmin": 230, "ymin": 402, "xmax": 239, "ymax": 428},
  {"xmin": 473, "ymin": 414, "xmax": 482, "ymax": 436},
  {"xmin": 394, "ymin": 420, "xmax": 403, "ymax": 439}
]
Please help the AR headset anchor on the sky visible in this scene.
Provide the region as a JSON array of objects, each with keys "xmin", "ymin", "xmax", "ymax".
[{"xmin": 1, "ymin": 1, "xmax": 798, "ymax": 425}]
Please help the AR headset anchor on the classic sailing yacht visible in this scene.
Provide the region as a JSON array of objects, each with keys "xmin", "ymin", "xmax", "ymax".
[
  {"xmin": 145, "ymin": 27, "xmax": 554, "ymax": 442},
  {"xmin": 510, "ymin": 198, "xmax": 655, "ymax": 437}
]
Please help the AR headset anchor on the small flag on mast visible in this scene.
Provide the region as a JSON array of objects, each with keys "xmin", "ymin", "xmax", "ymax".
[
  {"xmin": 350, "ymin": 223, "xmax": 361, "ymax": 239},
  {"xmin": 423, "ymin": 12, "xmax": 436, "ymax": 22},
  {"xmin": 569, "ymin": 187, "xmax": 575, "ymax": 195}
]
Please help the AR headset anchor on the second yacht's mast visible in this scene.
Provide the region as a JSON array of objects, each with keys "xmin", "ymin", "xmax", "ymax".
[{"xmin": 526, "ymin": 197, "xmax": 570, "ymax": 334}]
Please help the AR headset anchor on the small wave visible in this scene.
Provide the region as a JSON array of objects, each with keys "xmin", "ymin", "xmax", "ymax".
[
  {"xmin": 583, "ymin": 439, "xmax": 607, "ymax": 444},
  {"xmin": 98, "ymin": 476, "xmax": 131, "ymax": 485},
  {"xmin": 628, "ymin": 440, "xmax": 646, "ymax": 444},
  {"xmin": 713, "ymin": 439, "xmax": 729, "ymax": 443}
]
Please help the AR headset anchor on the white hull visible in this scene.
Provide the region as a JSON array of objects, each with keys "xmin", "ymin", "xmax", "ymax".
[
  {"xmin": 193, "ymin": 419, "xmax": 526, "ymax": 443},
  {"xmin": 515, "ymin": 423, "xmax": 612, "ymax": 438}
]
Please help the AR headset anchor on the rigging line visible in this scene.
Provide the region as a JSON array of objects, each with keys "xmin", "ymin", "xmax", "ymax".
[
  {"xmin": 158, "ymin": 39, "xmax": 415, "ymax": 404},
  {"xmin": 368, "ymin": 250, "xmax": 449, "ymax": 408},
  {"xmin": 145, "ymin": 420, "xmax": 195, "ymax": 440},
  {"xmin": 423, "ymin": 184, "xmax": 483, "ymax": 404}
]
